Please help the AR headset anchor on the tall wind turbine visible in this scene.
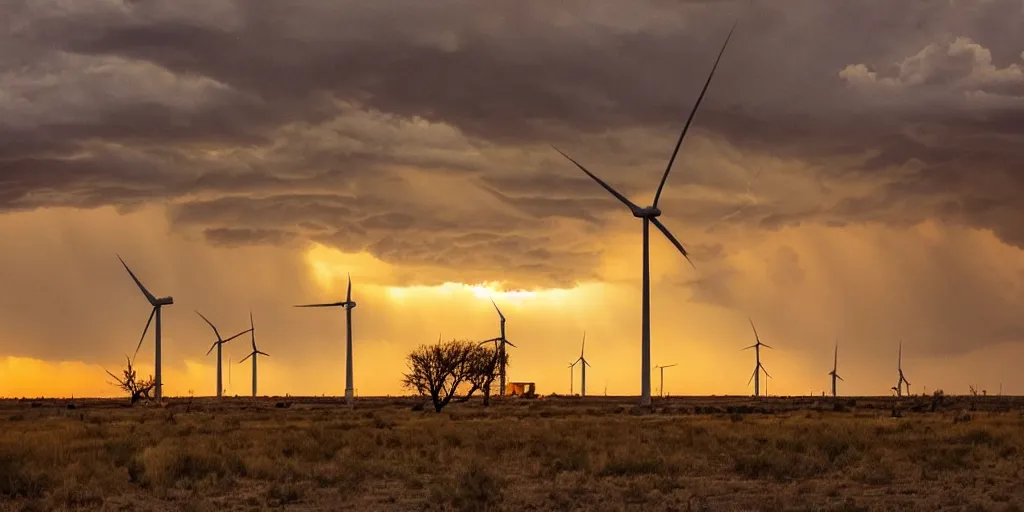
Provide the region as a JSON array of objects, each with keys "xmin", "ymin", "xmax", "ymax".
[
  {"xmin": 894, "ymin": 341, "xmax": 910, "ymax": 397},
  {"xmin": 744, "ymin": 318, "xmax": 771, "ymax": 397},
  {"xmin": 239, "ymin": 311, "xmax": 269, "ymax": 397},
  {"xmin": 654, "ymin": 364, "xmax": 677, "ymax": 398},
  {"xmin": 295, "ymin": 274, "xmax": 357, "ymax": 404},
  {"xmin": 571, "ymin": 332, "xmax": 592, "ymax": 397},
  {"xmin": 479, "ymin": 299, "xmax": 516, "ymax": 396},
  {"xmin": 552, "ymin": 24, "xmax": 737, "ymax": 405},
  {"xmin": 118, "ymin": 255, "xmax": 173, "ymax": 401},
  {"xmin": 196, "ymin": 311, "xmax": 251, "ymax": 397},
  {"xmin": 828, "ymin": 339, "xmax": 843, "ymax": 397}
]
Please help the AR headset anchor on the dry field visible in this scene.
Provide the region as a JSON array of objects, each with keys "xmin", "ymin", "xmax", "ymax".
[{"xmin": 1, "ymin": 394, "xmax": 1023, "ymax": 511}]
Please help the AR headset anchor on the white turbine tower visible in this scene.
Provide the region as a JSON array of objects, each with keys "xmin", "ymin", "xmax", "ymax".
[
  {"xmin": 743, "ymin": 318, "xmax": 771, "ymax": 397},
  {"xmin": 828, "ymin": 340, "xmax": 843, "ymax": 397},
  {"xmin": 552, "ymin": 24, "xmax": 737, "ymax": 405},
  {"xmin": 479, "ymin": 299, "xmax": 516, "ymax": 396},
  {"xmin": 239, "ymin": 311, "xmax": 269, "ymax": 397},
  {"xmin": 295, "ymin": 274, "xmax": 357, "ymax": 404},
  {"xmin": 196, "ymin": 311, "xmax": 251, "ymax": 397},
  {"xmin": 118, "ymin": 255, "xmax": 173, "ymax": 401},
  {"xmin": 571, "ymin": 332, "xmax": 592, "ymax": 397},
  {"xmin": 654, "ymin": 363, "xmax": 678, "ymax": 398}
]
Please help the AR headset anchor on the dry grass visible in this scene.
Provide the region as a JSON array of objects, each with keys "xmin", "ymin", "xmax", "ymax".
[{"xmin": 1, "ymin": 395, "xmax": 1023, "ymax": 511}]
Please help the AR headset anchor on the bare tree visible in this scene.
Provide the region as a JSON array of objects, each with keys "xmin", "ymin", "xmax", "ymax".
[
  {"xmin": 105, "ymin": 355, "xmax": 156, "ymax": 404},
  {"xmin": 403, "ymin": 339, "xmax": 501, "ymax": 412},
  {"xmin": 465, "ymin": 343, "xmax": 505, "ymax": 407}
]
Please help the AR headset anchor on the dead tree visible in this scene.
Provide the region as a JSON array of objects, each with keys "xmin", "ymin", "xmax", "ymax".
[
  {"xmin": 403, "ymin": 340, "xmax": 477, "ymax": 413},
  {"xmin": 465, "ymin": 343, "xmax": 505, "ymax": 407},
  {"xmin": 105, "ymin": 355, "xmax": 156, "ymax": 404}
]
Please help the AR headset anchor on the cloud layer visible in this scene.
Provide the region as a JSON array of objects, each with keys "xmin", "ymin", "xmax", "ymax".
[{"xmin": 2, "ymin": 0, "xmax": 1024, "ymax": 395}]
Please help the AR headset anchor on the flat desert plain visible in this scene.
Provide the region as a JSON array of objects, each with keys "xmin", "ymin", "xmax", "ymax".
[{"xmin": 0, "ymin": 395, "xmax": 1022, "ymax": 511}]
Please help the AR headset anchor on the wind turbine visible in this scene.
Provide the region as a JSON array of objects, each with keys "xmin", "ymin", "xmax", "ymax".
[
  {"xmin": 239, "ymin": 311, "xmax": 269, "ymax": 397},
  {"xmin": 894, "ymin": 341, "xmax": 910, "ymax": 397},
  {"xmin": 118, "ymin": 255, "xmax": 173, "ymax": 401},
  {"xmin": 571, "ymin": 332, "xmax": 592, "ymax": 397},
  {"xmin": 479, "ymin": 299, "xmax": 516, "ymax": 396},
  {"xmin": 654, "ymin": 363, "xmax": 678, "ymax": 398},
  {"xmin": 196, "ymin": 311, "xmax": 251, "ymax": 398},
  {"xmin": 552, "ymin": 24, "xmax": 737, "ymax": 406},
  {"xmin": 295, "ymin": 273, "xmax": 357, "ymax": 404},
  {"xmin": 743, "ymin": 318, "xmax": 771, "ymax": 397},
  {"xmin": 828, "ymin": 339, "xmax": 843, "ymax": 397}
]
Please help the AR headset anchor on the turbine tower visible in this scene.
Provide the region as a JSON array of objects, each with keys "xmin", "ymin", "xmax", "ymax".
[
  {"xmin": 196, "ymin": 311, "xmax": 251, "ymax": 397},
  {"xmin": 239, "ymin": 311, "xmax": 269, "ymax": 397},
  {"xmin": 118, "ymin": 255, "xmax": 173, "ymax": 401},
  {"xmin": 654, "ymin": 364, "xmax": 678, "ymax": 398},
  {"xmin": 744, "ymin": 318, "xmax": 772, "ymax": 397},
  {"xmin": 828, "ymin": 339, "xmax": 843, "ymax": 397},
  {"xmin": 295, "ymin": 274, "xmax": 357, "ymax": 404},
  {"xmin": 552, "ymin": 24, "xmax": 737, "ymax": 405},
  {"xmin": 479, "ymin": 299, "xmax": 516, "ymax": 396},
  {"xmin": 571, "ymin": 332, "xmax": 592, "ymax": 397},
  {"xmin": 894, "ymin": 341, "xmax": 910, "ymax": 397}
]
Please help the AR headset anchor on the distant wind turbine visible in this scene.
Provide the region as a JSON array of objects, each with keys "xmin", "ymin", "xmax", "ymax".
[
  {"xmin": 479, "ymin": 299, "xmax": 516, "ymax": 396},
  {"xmin": 571, "ymin": 332, "xmax": 592, "ymax": 397},
  {"xmin": 239, "ymin": 311, "xmax": 269, "ymax": 397},
  {"xmin": 196, "ymin": 311, "xmax": 251, "ymax": 398},
  {"xmin": 552, "ymin": 23, "xmax": 737, "ymax": 405},
  {"xmin": 118, "ymin": 255, "xmax": 173, "ymax": 401},
  {"xmin": 568, "ymin": 360, "xmax": 576, "ymax": 396},
  {"xmin": 828, "ymin": 339, "xmax": 844, "ymax": 397},
  {"xmin": 894, "ymin": 341, "xmax": 910, "ymax": 397},
  {"xmin": 295, "ymin": 273, "xmax": 357, "ymax": 404},
  {"xmin": 654, "ymin": 364, "xmax": 678, "ymax": 398},
  {"xmin": 744, "ymin": 318, "xmax": 771, "ymax": 397}
]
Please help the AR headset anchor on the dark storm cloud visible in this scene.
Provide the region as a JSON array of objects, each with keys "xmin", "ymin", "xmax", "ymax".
[{"xmin": 3, "ymin": 0, "xmax": 1024, "ymax": 288}]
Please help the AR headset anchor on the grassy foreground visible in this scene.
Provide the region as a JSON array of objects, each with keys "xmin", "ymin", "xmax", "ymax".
[{"xmin": 1, "ymin": 395, "xmax": 1022, "ymax": 511}]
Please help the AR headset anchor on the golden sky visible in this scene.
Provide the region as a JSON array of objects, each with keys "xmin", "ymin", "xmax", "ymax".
[{"xmin": 3, "ymin": 1, "xmax": 1024, "ymax": 398}]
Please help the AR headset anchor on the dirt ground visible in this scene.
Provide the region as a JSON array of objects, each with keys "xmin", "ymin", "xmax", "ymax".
[{"xmin": 1, "ymin": 394, "xmax": 1022, "ymax": 511}]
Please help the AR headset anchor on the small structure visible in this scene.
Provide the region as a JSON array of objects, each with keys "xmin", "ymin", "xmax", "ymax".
[{"xmin": 508, "ymin": 382, "xmax": 536, "ymax": 398}]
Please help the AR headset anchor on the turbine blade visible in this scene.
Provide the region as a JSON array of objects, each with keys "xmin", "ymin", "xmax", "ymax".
[
  {"xmin": 650, "ymin": 217, "xmax": 694, "ymax": 268},
  {"xmin": 580, "ymin": 331, "xmax": 586, "ymax": 358},
  {"xmin": 747, "ymin": 368, "xmax": 756, "ymax": 386},
  {"xmin": 584, "ymin": 360, "xmax": 592, "ymax": 368},
  {"xmin": 504, "ymin": 339, "xmax": 517, "ymax": 348},
  {"xmin": 239, "ymin": 353, "xmax": 253, "ymax": 363},
  {"xmin": 118, "ymin": 255, "xmax": 159, "ymax": 306},
  {"xmin": 836, "ymin": 375, "xmax": 844, "ymax": 382},
  {"xmin": 748, "ymin": 317, "xmax": 760, "ymax": 344},
  {"xmin": 195, "ymin": 310, "xmax": 221, "ymax": 340},
  {"xmin": 133, "ymin": 307, "xmax": 156, "ymax": 361},
  {"xmin": 665, "ymin": 364, "xmax": 678, "ymax": 368},
  {"xmin": 761, "ymin": 367, "xmax": 771, "ymax": 378},
  {"xmin": 478, "ymin": 337, "xmax": 501, "ymax": 346},
  {"xmin": 222, "ymin": 328, "xmax": 253, "ymax": 343},
  {"xmin": 551, "ymin": 146, "xmax": 640, "ymax": 213},
  {"xmin": 294, "ymin": 302, "xmax": 348, "ymax": 308},
  {"xmin": 490, "ymin": 298, "xmax": 505, "ymax": 321},
  {"xmin": 574, "ymin": 356, "xmax": 583, "ymax": 365},
  {"xmin": 652, "ymin": 21, "xmax": 737, "ymax": 208},
  {"xmin": 761, "ymin": 342, "xmax": 773, "ymax": 350},
  {"xmin": 205, "ymin": 342, "xmax": 218, "ymax": 356},
  {"xmin": 346, "ymin": 273, "xmax": 352, "ymax": 303},
  {"xmin": 257, "ymin": 351, "xmax": 270, "ymax": 357},
  {"xmin": 742, "ymin": 344, "xmax": 756, "ymax": 350}
]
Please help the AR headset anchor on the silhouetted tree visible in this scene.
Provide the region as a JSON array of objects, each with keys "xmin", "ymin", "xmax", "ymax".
[
  {"xmin": 403, "ymin": 339, "xmax": 502, "ymax": 412},
  {"xmin": 465, "ymin": 343, "xmax": 506, "ymax": 407},
  {"xmin": 105, "ymin": 356, "xmax": 156, "ymax": 404}
]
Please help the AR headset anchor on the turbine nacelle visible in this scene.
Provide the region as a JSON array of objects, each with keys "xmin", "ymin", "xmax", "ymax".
[
  {"xmin": 155, "ymin": 297, "xmax": 174, "ymax": 306},
  {"xmin": 633, "ymin": 205, "xmax": 663, "ymax": 218}
]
